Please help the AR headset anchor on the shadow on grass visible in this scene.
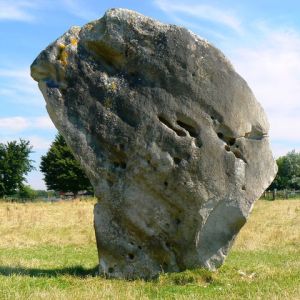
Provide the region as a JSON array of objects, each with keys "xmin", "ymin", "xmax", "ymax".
[
  {"xmin": 0, "ymin": 265, "xmax": 99, "ymax": 278},
  {"xmin": 0, "ymin": 265, "xmax": 216, "ymax": 283}
]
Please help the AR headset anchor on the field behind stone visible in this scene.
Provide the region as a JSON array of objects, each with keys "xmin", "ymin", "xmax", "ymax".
[{"xmin": 0, "ymin": 199, "xmax": 299, "ymax": 299}]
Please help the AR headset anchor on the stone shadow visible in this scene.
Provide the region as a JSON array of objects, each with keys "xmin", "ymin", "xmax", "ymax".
[{"xmin": 0, "ymin": 265, "xmax": 99, "ymax": 278}]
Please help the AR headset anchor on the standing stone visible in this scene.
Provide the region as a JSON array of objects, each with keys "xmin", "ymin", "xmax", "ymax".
[{"xmin": 31, "ymin": 8, "xmax": 277, "ymax": 279}]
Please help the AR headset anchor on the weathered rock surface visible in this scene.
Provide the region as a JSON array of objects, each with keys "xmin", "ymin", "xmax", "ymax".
[{"xmin": 31, "ymin": 8, "xmax": 277, "ymax": 279}]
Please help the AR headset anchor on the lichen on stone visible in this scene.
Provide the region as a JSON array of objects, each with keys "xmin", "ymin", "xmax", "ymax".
[{"xmin": 57, "ymin": 43, "xmax": 68, "ymax": 66}]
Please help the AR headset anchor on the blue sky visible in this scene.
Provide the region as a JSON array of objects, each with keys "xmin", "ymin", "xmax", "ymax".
[{"xmin": 0, "ymin": 0, "xmax": 300, "ymax": 189}]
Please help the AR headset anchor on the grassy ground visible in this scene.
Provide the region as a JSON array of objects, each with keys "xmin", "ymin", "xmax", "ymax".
[{"xmin": 0, "ymin": 199, "xmax": 299, "ymax": 299}]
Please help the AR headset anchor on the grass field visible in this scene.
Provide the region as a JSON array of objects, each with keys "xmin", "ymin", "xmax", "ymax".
[{"xmin": 0, "ymin": 199, "xmax": 299, "ymax": 299}]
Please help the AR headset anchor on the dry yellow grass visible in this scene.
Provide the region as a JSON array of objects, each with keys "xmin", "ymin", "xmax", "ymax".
[
  {"xmin": 1, "ymin": 198, "xmax": 299, "ymax": 251},
  {"xmin": 0, "ymin": 199, "xmax": 96, "ymax": 248},
  {"xmin": 0, "ymin": 198, "xmax": 299, "ymax": 299},
  {"xmin": 234, "ymin": 200, "xmax": 300, "ymax": 251}
]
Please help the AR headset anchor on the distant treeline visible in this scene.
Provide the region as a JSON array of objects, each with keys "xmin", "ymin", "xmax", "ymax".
[
  {"xmin": 269, "ymin": 150, "xmax": 300, "ymax": 191},
  {"xmin": 262, "ymin": 189, "xmax": 300, "ymax": 201},
  {"xmin": 1, "ymin": 137, "xmax": 299, "ymax": 202},
  {"xmin": 1, "ymin": 187, "xmax": 59, "ymax": 202},
  {"xmin": 0, "ymin": 134, "xmax": 93, "ymax": 201}
]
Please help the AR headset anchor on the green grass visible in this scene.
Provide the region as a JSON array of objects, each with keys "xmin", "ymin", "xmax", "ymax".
[{"xmin": 0, "ymin": 199, "xmax": 299, "ymax": 299}]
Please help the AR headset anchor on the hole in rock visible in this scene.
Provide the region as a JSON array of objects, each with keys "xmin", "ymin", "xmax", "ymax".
[
  {"xmin": 245, "ymin": 126, "xmax": 265, "ymax": 140},
  {"xmin": 128, "ymin": 253, "xmax": 135, "ymax": 260},
  {"xmin": 162, "ymin": 262, "xmax": 168, "ymax": 270},
  {"xmin": 164, "ymin": 181, "xmax": 168, "ymax": 187},
  {"xmin": 113, "ymin": 161, "xmax": 127, "ymax": 169},
  {"xmin": 175, "ymin": 218, "xmax": 181, "ymax": 225},
  {"xmin": 242, "ymin": 185, "xmax": 246, "ymax": 191},
  {"xmin": 107, "ymin": 179, "xmax": 114, "ymax": 187},
  {"xmin": 225, "ymin": 145, "xmax": 230, "ymax": 152},
  {"xmin": 176, "ymin": 120, "xmax": 198, "ymax": 138},
  {"xmin": 166, "ymin": 241, "xmax": 171, "ymax": 248},
  {"xmin": 108, "ymin": 267, "xmax": 114, "ymax": 273},
  {"xmin": 195, "ymin": 139, "xmax": 203, "ymax": 148},
  {"xmin": 120, "ymin": 162, "xmax": 127, "ymax": 169},
  {"xmin": 138, "ymin": 245, "xmax": 142, "ymax": 250},
  {"xmin": 217, "ymin": 131, "xmax": 236, "ymax": 147},
  {"xmin": 158, "ymin": 116, "xmax": 186, "ymax": 137},
  {"xmin": 173, "ymin": 157, "xmax": 182, "ymax": 165},
  {"xmin": 233, "ymin": 150, "xmax": 242, "ymax": 159},
  {"xmin": 228, "ymin": 138, "xmax": 236, "ymax": 146},
  {"xmin": 217, "ymin": 132, "xmax": 224, "ymax": 139},
  {"xmin": 232, "ymin": 150, "xmax": 247, "ymax": 164}
]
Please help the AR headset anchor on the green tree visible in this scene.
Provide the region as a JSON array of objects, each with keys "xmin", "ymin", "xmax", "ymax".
[
  {"xmin": 0, "ymin": 140, "xmax": 34, "ymax": 197},
  {"xmin": 40, "ymin": 134, "xmax": 93, "ymax": 197},
  {"xmin": 18, "ymin": 185, "xmax": 37, "ymax": 200},
  {"xmin": 270, "ymin": 150, "xmax": 300, "ymax": 190}
]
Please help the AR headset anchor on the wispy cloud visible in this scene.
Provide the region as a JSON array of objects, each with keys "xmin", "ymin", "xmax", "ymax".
[
  {"xmin": 0, "ymin": 67, "xmax": 43, "ymax": 106},
  {"xmin": 33, "ymin": 116, "xmax": 55, "ymax": 129},
  {"xmin": 26, "ymin": 170, "xmax": 46, "ymax": 189},
  {"xmin": 230, "ymin": 27, "xmax": 300, "ymax": 110},
  {"xmin": 0, "ymin": 134, "xmax": 53, "ymax": 151},
  {"xmin": 61, "ymin": 0, "xmax": 100, "ymax": 20},
  {"xmin": 0, "ymin": 117, "xmax": 29, "ymax": 132},
  {"xmin": 0, "ymin": 0, "xmax": 100, "ymax": 23},
  {"xmin": 154, "ymin": 0, "xmax": 242, "ymax": 34},
  {"xmin": 228, "ymin": 26, "xmax": 300, "ymax": 155},
  {"xmin": 27, "ymin": 135, "xmax": 53, "ymax": 150},
  {"xmin": 155, "ymin": 0, "xmax": 299, "ymax": 156},
  {"xmin": 0, "ymin": 116, "xmax": 55, "ymax": 133},
  {"xmin": 0, "ymin": 0, "xmax": 38, "ymax": 22}
]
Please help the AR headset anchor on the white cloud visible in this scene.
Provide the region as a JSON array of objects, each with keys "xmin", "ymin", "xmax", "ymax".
[
  {"xmin": 228, "ymin": 26, "xmax": 300, "ymax": 153},
  {"xmin": 33, "ymin": 116, "xmax": 55, "ymax": 129},
  {"xmin": 155, "ymin": 0, "xmax": 300, "ymax": 156},
  {"xmin": 0, "ymin": 117, "xmax": 30, "ymax": 132},
  {"xmin": 26, "ymin": 170, "xmax": 46, "ymax": 189},
  {"xmin": 0, "ymin": 0, "xmax": 37, "ymax": 21},
  {"xmin": 230, "ymin": 28, "xmax": 300, "ymax": 112},
  {"xmin": 0, "ymin": 116, "xmax": 55, "ymax": 133},
  {"xmin": 269, "ymin": 114, "xmax": 300, "ymax": 142},
  {"xmin": 27, "ymin": 135, "xmax": 52, "ymax": 150},
  {"xmin": 0, "ymin": 135, "xmax": 53, "ymax": 150},
  {"xmin": 154, "ymin": 0, "xmax": 242, "ymax": 34}
]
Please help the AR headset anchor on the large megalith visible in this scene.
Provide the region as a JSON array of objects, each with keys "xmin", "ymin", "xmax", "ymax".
[{"xmin": 31, "ymin": 8, "xmax": 277, "ymax": 279}]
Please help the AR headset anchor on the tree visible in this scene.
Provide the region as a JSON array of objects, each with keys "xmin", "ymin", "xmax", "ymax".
[
  {"xmin": 0, "ymin": 140, "xmax": 34, "ymax": 197},
  {"xmin": 270, "ymin": 150, "xmax": 300, "ymax": 190},
  {"xmin": 18, "ymin": 185, "xmax": 37, "ymax": 200},
  {"xmin": 40, "ymin": 134, "xmax": 93, "ymax": 197}
]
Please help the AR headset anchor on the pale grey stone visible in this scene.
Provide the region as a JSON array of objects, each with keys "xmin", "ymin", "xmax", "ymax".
[{"xmin": 31, "ymin": 8, "xmax": 277, "ymax": 279}]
